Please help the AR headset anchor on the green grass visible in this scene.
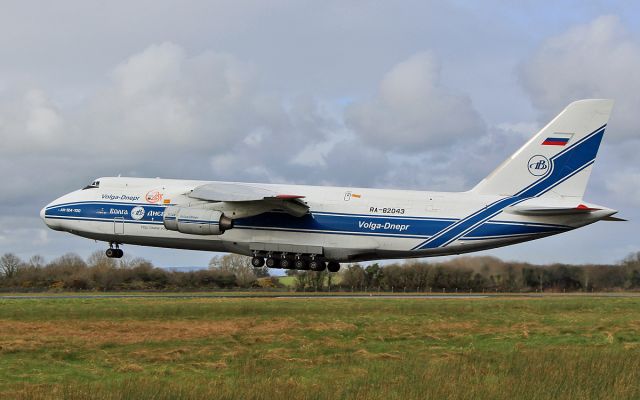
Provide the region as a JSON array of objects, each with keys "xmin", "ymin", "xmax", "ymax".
[
  {"xmin": 275, "ymin": 275, "xmax": 296, "ymax": 287},
  {"xmin": 1, "ymin": 296, "xmax": 639, "ymax": 399}
]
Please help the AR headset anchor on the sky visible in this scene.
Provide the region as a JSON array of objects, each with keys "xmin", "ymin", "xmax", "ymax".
[{"xmin": 1, "ymin": 0, "xmax": 639, "ymax": 268}]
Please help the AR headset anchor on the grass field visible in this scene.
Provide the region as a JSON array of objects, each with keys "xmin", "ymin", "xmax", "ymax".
[{"xmin": 1, "ymin": 295, "xmax": 639, "ymax": 399}]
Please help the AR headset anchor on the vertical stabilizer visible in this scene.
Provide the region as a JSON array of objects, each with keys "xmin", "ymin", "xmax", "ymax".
[{"xmin": 472, "ymin": 99, "xmax": 613, "ymax": 199}]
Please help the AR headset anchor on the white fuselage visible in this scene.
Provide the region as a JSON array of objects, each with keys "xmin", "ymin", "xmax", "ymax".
[{"xmin": 41, "ymin": 177, "xmax": 610, "ymax": 262}]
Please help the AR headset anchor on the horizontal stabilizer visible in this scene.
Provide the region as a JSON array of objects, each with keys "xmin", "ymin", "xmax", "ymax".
[
  {"xmin": 508, "ymin": 205, "xmax": 600, "ymax": 216},
  {"xmin": 602, "ymin": 215, "xmax": 627, "ymax": 222}
]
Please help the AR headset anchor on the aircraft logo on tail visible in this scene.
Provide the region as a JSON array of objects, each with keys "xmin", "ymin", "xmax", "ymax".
[{"xmin": 528, "ymin": 155, "xmax": 550, "ymax": 176}]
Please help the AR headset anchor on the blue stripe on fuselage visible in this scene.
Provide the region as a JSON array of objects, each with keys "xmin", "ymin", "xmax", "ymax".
[{"xmin": 44, "ymin": 201, "xmax": 568, "ymax": 241}]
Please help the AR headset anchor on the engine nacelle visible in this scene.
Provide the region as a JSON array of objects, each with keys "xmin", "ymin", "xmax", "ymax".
[{"xmin": 163, "ymin": 207, "xmax": 233, "ymax": 235}]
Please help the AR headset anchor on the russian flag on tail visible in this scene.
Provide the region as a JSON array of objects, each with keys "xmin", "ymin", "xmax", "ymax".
[{"xmin": 542, "ymin": 132, "xmax": 573, "ymax": 146}]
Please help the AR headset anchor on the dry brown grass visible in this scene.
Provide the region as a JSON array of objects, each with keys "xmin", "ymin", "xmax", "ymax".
[
  {"xmin": 0, "ymin": 317, "xmax": 358, "ymax": 351},
  {"xmin": 306, "ymin": 321, "xmax": 357, "ymax": 331},
  {"xmin": 116, "ymin": 363, "xmax": 144, "ymax": 373},
  {"xmin": 353, "ymin": 349, "xmax": 402, "ymax": 360}
]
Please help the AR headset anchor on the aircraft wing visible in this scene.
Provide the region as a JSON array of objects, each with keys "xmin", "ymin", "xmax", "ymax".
[{"xmin": 187, "ymin": 182, "xmax": 309, "ymax": 217}]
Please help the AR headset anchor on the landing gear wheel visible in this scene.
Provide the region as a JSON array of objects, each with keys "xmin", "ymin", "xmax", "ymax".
[
  {"xmin": 309, "ymin": 260, "xmax": 326, "ymax": 271},
  {"xmin": 327, "ymin": 261, "xmax": 340, "ymax": 273},
  {"xmin": 294, "ymin": 259, "xmax": 308, "ymax": 270},
  {"xmin": 106, "ymin": 242, "xmax": 123, "ymax": 258},
  {"xmin": 106, "ymin": 248, "xmax": 123, "ymax": 258},
  {"xmin": 280, "ymin": 258, "xmax": 292, "ymax": 269},
  {"xmin": 104, "ymin": 249, "xmax": 124, "ymax": 258},
  {"xmin": 265, "ymin": 257, "xmax": 279, "ymax": 268},
  {"xmin": 251, "ymin": 257, "xmax": 265, "ymax": 268}
]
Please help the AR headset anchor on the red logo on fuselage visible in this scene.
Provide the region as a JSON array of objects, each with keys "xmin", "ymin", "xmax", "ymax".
[{"xmin": 145, "ymin": 190, "xmax": 163, "ymax": 203}]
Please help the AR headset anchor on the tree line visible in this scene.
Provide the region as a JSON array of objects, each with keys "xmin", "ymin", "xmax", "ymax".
[
  {"xmin": 0, "ymin": 252, "xmax": 273, "ymax": 291},
  {"xmin": 335, "ymin": 254, "xmax": 640, "ymax": 292},
  {"xmin": 1, "ymin": 251, "xmax": 640, "ymax": 292}
]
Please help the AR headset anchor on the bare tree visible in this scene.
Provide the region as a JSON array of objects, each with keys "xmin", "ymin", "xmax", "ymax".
[
  {"xmin": 87, "ymin": 250, "xmax": 117, "ymax": 270},
  {"xmin": 0, "ymin": 253, "xmax": 23, "ymax": 278},
  {"xmin": 209, "ymin": 254, "xmax": 259, "ymax": 288},
  {"xmin": 28, "ymin": 255, "xmax": 45, "ymax": 269}
]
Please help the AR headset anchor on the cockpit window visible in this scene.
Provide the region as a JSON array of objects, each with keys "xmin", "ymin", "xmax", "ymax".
[{"xmin": 82, "ymin": 180, "xmax": 100, "ymax": 190}]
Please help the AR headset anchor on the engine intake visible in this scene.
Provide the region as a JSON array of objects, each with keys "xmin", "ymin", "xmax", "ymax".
[{"xmin": 163, "ymin": 207, "xmax": 233, "ymax": 235}]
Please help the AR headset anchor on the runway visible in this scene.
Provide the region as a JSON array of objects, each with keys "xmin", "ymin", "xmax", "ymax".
[{"xmin": 1, "ymin": 292, "xmax": 638, "ymax": 300}]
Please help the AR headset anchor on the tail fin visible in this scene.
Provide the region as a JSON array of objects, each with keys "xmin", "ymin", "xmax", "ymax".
[{"xmin": 472, "ymin": 99, "xmax": 614, "ymax": 199}]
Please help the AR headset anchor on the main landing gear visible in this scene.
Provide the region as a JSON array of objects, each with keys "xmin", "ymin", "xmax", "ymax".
[
  {"xmin": 251, "ymin": 252, "xmax": 341, "ymax": 272},
  {"xmin": 106, "ymin": 242, "xmax": 124, "ymax": 258}
]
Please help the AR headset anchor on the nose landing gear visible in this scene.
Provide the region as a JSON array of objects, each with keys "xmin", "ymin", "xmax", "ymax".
[{"xmin": 106, "ymin": 243, "xmax": 123, "ymax": 258}]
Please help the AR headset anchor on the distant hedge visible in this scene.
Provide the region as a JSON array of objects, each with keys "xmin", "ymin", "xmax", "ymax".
[{"xmin": 2, "ymin": 251, "xmax": 640, "ymax": 292}]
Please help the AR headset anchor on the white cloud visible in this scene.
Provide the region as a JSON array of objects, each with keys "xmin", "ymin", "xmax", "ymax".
[
  {"xmin": 345, "ymin": 52, "xmax": 485, "ymax": 152},
  {"xmin": 0, "ymin": 88, "xmax": 65, "ymax": 154},
  {"xmin": 0, "ymin": 42, "xmax": 274, "ymax": 159},
  {"xmin": 111, "ymin": 43, "xmax": 185, "ymax": 97},
  {"xmin": 25, "ymin": 89, "xmax": 64, "ymax": 139},
  {"xmin": 82, "ymin": 42, "xmax": 274, "ymax": 155},
  {"xmin": 495, "ymin": 121, "xmax": 539, "ymax": 139},
  {"xmin": 520, "ymin": 15, "xmax": 640, "ymax": 141}
]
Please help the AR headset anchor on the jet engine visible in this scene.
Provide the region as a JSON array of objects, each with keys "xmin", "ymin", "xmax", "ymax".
[{"xmin": 163, "ymin": 206, "xmax": 233, "ymax": 235}]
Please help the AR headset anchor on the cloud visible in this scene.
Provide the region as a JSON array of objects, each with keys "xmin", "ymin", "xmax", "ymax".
[
  {"xmin": 0, "ymin": 43, "xmax": 290, "ymax": 221},
  {"xmin": 0, "ymin": 42, "xmax": 297, "ymax": 163},
  {"xmin": 0, "ymin": 88, "xmax": 65, "ymax": 154},
  {"xmin": 82, "ymin": 42, "xmax": 282, "ymax": 156},
  {"xmin": 605, "ymin": 167, "xmax": 640, "ymax": 207},
  {"xmin": 345, "ymin": 52, "xmax": 485, "ymax": 152},
  {"xmin": 520, "ymin": 15, "xmax": 640, "ymax": 140}
]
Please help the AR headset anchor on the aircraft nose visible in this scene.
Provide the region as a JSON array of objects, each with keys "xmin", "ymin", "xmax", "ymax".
[
  {"xmin": 40, "ymin": 203, "xmax": 52, "ymax": 228},
  {"xmin": 40, "ymin": 201, "xmax": 64, "ymax": 231}
]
